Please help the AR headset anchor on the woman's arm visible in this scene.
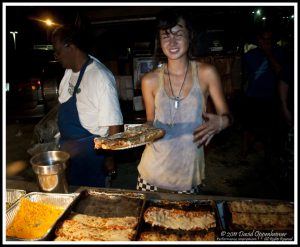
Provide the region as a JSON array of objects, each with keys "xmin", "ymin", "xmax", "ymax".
[
  {"xmin": 193, "ymin": 63, "xmax": 232, "ymax": 147},
  {"xmin": 141, "ymin": 72, "xmax": 159, "ymax": 124}
]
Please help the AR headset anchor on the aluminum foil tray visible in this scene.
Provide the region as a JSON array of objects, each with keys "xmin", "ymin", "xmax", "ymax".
[
  {"xmin": 6, "ymin": 189, "xmax": 26, "ymax": 211},
  {"xmin": 6, "ymin": 192, "xmax": 81, "ymax": 241}
]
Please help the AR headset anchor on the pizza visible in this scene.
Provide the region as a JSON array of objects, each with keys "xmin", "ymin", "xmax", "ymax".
[
  {"xmin": 55, "ymin": 219, "xmax": 136, "ymax": 241},
  {"xmin": 231, "ymin": 212, "xmax": 294, "ymax": 230},
  {"xmin": 54, "ymin": 213, "xmax": 138, "ymax": 241},
  {"xmin": 94, "ymin": 124, "xmax": 165, "ymax": 150},
  {"xmin": 228, "ymin": 201, "xmax": 293, "ymax": 214},
  {"xmin": 68, "ymin": 213, "xmax": 138, "ymax": 229},
  {"xmin": 143, "ymin": 206, "xmax": 216, "ymax": 231},
  {"xmin": 139, "ymin": 230, "xmax": 215, "ymax": 241},
  {"xmin": 227, "ymin": 201, "xmax": 294, "ymax": 230}
]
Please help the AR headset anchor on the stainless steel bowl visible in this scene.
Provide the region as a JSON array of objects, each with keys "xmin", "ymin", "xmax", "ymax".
[{"xmin": 30, "ymin": 151, "xmax": 70, "ymax": 193}]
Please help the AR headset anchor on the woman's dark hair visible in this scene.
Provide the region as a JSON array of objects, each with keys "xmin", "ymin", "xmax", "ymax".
[
  {"xmin": 51, "ymin": 24, "xmax": 91, "ymax": 53},
  {"xmin": 154, "ymin": 7, "xmax": 196, "ymax": 60}
]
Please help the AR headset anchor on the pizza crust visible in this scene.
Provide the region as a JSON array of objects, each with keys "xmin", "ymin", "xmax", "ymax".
[{"xmin": 139, "ymin": 230, "xmax": 215, "ymax": 241}]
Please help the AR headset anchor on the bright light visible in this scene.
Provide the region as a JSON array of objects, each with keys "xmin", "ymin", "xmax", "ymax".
[
  {"xmin": 256, "ymin": 10, "xmax": 261, "ymax": 15},
  {"xmin": 291, "ymin": 15, "xmax": 294, "ymax": 19},
  {"xmin": 262, "ymin": 17, "xmax": 267, "ymax": 20},
  {"xmin": 9, "ymin": 31, "xmax": 18, "ymax": 50},
  {"xmin": 45, "ymin": 19, "xmax": 53, "ymax": 26}
]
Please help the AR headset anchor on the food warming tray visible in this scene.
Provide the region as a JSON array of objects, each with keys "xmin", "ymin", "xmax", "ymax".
[
  {"xmin": 71, "ymin": 189, "xmax": 145, "ymax": 217},
  {"xmin": 53, "ymin": 189, "xmax": 146, "ymax": 241},
  {"xmin": 6, "ymin": 192, "xmax": 81, "ymax": 241},
  {"xmin": 6, "ymin": 189, "xmax": 26, "ymax": 211},
  {"xmin": 136, "ymin": 198, "xmax": 220, "ymax": 241}
]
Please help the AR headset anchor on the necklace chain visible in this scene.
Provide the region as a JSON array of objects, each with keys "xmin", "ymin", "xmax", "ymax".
[
  {"xmin": 166, "ymin": 62, "xmax": 189, "ymax": 127},
  {"xmin": 167, "ymin": 62, "xmax": 189, "ymax": 100}
]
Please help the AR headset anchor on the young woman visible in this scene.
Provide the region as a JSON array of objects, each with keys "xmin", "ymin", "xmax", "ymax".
[{"xmin": 136, "ymin": 8, "xmax": 232, "ymax": 194}]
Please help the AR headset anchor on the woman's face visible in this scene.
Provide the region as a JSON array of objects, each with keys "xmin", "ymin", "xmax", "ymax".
[{"xmin": 159, "ymin": 18, "xmax": 189, "ymax": 60}]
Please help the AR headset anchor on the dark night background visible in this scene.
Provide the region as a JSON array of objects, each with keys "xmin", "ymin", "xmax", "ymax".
[{"xmin": 5, "ymin": 4, "xmax": 295, "ymax": 59}]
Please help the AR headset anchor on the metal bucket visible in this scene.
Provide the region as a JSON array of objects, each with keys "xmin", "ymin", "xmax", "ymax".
[{"xmin": 30, "ymin": 151, "xmax": 70, "ymax": 193}]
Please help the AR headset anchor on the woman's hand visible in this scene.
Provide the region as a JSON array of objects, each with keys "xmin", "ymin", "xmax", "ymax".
[{"xmin": 193, "ymin": 112, "xmax": 223, "ymax": 147}]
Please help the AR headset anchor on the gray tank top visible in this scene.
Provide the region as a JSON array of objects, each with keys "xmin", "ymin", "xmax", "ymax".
[{"xmin": 137, "ymin": 61, "xmax": 206, "ymax": 191}]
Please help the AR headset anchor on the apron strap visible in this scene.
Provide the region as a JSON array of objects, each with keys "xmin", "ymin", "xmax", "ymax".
[{"xmin": 73, "ymin": 57, "xmax": 92, "ymax": 96}]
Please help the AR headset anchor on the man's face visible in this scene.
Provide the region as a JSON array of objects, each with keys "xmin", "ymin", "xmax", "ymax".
[
  {"xmin": 52, "ymin": 37, "xmax": 71, "ymax": 69},
  {"xmin": 258, "ymin": 31, "xmax": 273, "ymax": 51}
]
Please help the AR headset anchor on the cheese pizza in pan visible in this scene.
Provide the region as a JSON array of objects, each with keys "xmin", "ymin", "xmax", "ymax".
[{"xmin": 227, "ymin": 200, "xmax": 294, "ymax": 230}]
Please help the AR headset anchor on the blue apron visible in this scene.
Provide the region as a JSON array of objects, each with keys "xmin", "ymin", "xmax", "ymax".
[{"xmin": 58, "ymin": 58, "xmax": 105, "ymax": 187}]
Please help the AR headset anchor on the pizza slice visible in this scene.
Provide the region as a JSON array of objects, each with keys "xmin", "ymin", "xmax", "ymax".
[
  {"xmin": 55, "ymin": 219, "xmax": 136, "ymax": 241},
  {"xmin": 94, "ymin": 124, "xmax": 165, "ymax": 150},
  {"xmin": 143, "ymin": 207, "xmax": 216, "ymax": 231},
  {"xmin": 228, "ymin": 201, "xmax": 293, "ymax": 214},
  {"xmin": 231, "ymin": 212, "xmax": 294, "ymax": 230},
  {"xmin": 227, "ymin": 201, "xmax": 294, "ymax": 230},
  {"xmin": 139, "ymin": 231, "xmax": 215, "ymax": 241},
  {"xmin": 68, "ymin": 213, "xmax": 138, "ymax": 229}
]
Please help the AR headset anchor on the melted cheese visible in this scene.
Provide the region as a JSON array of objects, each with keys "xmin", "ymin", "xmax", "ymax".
[{"xmin": 144, "ymin": 207, "xmax": 216, "ymax": 230}]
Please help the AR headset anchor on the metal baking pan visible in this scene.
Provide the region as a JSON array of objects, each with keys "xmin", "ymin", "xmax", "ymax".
[
  {"xmin": 55, "ymin": 189, "xmax": 146, "ymax": 241},
  {"xmin": 6, "ymin": 189, "xmax": 26, "ymax": 211},
  {"xmin": 6, "ymin": 192, "xmax": 81, "ymax": 241},
  {"xmin": 136, "ymin": 198, "xmax": 219, "ymax": 241},
  {"xmin": 222, "ymin": 200, "xmax": 294, "ymax": 235},
  {"xmin": 72, "ymin": 189, "xmax": 145, "ymax": 217}
]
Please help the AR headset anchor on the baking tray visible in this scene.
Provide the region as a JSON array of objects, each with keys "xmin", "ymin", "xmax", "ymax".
[
  {"xmin": 6, "ymin": 189, "xmax": 26, "ymax": 211},
  {"xmin": 6, "ymin": 192, "xmax": 81, "ymax": 241},
  {"xmin": 54, "ymin": 189, "xmax": 146, "ymax": 241},
  {"xmin": 221, "ymin": 200, "xmax": 294, "ymax": 241},
  {"xmin": 71, "ymin": 189, "xmax": 145, "ymax": 217},
  {"xmin": 136, "ymin": 199, "xmax": 219, "ymax": 241}
]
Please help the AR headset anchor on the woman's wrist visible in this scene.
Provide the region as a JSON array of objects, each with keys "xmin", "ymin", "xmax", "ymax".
[{"xmin": 218, "ymin": 113, "xmax": 234, "ymax": 132}]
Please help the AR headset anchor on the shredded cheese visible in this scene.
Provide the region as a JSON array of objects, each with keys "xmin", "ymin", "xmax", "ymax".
[{"xmin": 6, "ymin": 197, "xmax": 64, "ymax": 239}]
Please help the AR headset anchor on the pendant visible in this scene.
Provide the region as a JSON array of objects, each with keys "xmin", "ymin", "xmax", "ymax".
[{"xmin": 174, "ymin": 99, "xmax": 179, "ymax": 109}]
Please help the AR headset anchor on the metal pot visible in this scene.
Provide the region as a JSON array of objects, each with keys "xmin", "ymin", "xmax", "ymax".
[{"xmin": 30, "ymin": 151, "xmax": 70, "ymax": 193}]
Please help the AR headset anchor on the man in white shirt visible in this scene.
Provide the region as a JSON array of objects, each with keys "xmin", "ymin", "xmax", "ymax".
[{"xmin": 51, "ymin": 25, "xmax": 123, "ymax": 187}]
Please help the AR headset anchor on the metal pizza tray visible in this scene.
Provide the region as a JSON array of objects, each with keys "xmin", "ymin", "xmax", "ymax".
[
  {"xmin": 222, "ymin": 199, "xmax": 294, "ymax": 239},
  {"xmin": 6, "ymin": 192, "xmax": 81, "ymax": 241},
  {"xmin": 56, "ymin": 189, "xmax": 146, "ymax": 241},
  {"xmin": 71, "ymin": 189, "xmax": 145, "ymax": 218},
  {"xmin": 136, "ymin": 198, "xmax": 220, "ymax": 241},
  {"xmin": 6, "ymin": 189, "xmax": 26, "ymax": 211}
]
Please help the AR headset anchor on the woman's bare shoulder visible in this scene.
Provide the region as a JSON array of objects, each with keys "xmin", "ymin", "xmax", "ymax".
[
  {"xmin": 142, "ymin": 68, "xmax": 161, "ymax": 86},
  {"xmin": 195, "ymin": 61, "xmax": 217, "ymax": 74}
]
